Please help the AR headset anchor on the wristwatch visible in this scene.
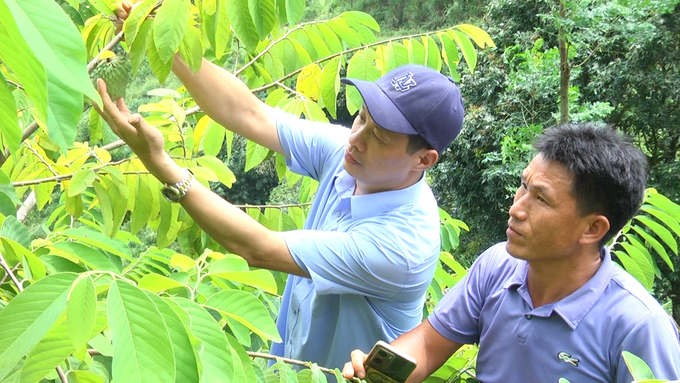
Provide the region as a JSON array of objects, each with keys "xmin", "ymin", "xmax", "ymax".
[{"xmin": 161, "ymin": 168, "xmax": 194, "ymax": 203}]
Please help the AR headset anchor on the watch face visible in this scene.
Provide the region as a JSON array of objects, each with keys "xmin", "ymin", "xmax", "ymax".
[{"xmin": 161, "ymin": 186, "xmax": 180, "ymax": 202}]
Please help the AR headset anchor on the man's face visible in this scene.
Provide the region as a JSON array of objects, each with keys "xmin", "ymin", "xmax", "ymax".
[
  {"xmin": 506, "ymin": 154, "xmax": 591, "ymax": 262},
  {"xmin": 344, "ymin": 104, "xmax": 424, "ymax": 195}
]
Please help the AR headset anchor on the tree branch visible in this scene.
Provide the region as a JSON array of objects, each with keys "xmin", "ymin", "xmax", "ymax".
[
  {"xmin": 56, "ymin": 366, "xmax": 68, "ymax": 383},
  {"xmin": 246, "ymin": 351, "xmax": 339, "ymax": 376},
  {"xmin": 0, "ymin": 253, "xmax": 22, "ymax": 292}
]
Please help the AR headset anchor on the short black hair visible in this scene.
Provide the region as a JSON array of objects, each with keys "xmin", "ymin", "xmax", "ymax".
[
  {"xmin": 535, "ymin": 123, "xmax": 647, "ymax": 246},
  {"xmin": 406, "ymin": 134, "xmax": 434, "ymax": 154}
]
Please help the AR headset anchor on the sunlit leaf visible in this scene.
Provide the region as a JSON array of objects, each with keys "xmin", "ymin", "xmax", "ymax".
[{"xmin": 205, "ymin": 290, "xmax": 282, "ymax": 342}]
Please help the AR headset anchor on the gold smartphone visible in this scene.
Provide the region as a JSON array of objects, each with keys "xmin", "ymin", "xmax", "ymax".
[{"xmin": 363, "ymin": 341, "xmax": 417, "ymax": 383}]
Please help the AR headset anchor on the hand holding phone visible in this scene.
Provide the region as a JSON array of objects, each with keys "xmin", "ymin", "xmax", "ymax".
[{"xmin": 363, "ymin": 341, "xmax": 417, "ymax": 383}]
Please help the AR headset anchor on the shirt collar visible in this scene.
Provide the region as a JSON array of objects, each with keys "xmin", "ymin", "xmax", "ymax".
[
  {"xmin": 334, "ymin": 170, "xmax": 427, "ymax": 221},
  {"xmin": 503, "ymin": 247, "xmax": 614, "ymax": 330}
]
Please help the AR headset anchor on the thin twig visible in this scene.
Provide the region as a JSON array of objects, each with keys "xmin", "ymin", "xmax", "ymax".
[
  {"xmin": 11, "ymin": 157, "xmax": 136, "ymax": 187},
  {"xmin": 0, "ymin": 253, "xmax": 22, "ymax": 292},
  {"xmin": 5, "ymin": 79, "xmax": 23, "ymax": 90},
  {"xmin": 246, "ymin": 351, "xmax": 338, "ymax": 376},
  {"xmin": 56, "ymin": 366, "xmax": 68, "ymax": 383},
  {"xmin": 24, "ymin": 142, "xmax": 59, "ymax": 176}
]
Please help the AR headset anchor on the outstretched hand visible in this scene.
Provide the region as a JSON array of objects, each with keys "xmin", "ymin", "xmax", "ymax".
[{"xmin": 93, "ymin": 78, "xmax": 180, "ymax": 183}]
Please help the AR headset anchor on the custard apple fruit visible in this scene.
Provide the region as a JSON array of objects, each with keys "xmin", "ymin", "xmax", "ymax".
[{"xmin": 91, "ymin": 55, "xmax": 132, "ymax": 100}]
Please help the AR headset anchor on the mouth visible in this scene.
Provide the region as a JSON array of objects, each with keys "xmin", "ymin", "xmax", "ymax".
[
  {"xmin": 506, "ymin": 224, "xmax": 522, "ymax": 238},
  {"xmin": 344, "ymin": 149, "xmax": 360, "ymax": 165}
]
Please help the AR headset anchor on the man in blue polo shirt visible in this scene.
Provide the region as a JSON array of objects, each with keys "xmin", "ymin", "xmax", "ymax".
[
  {"xmin": 344, "ymin": 124, "xmax": 680, "ymax": 382},
  {"xmin": 97, "ymin": 5, "xmax": 465, "ymax": 372}
]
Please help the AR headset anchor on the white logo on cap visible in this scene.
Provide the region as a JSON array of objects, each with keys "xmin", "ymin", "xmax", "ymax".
[{"xmin": 391, "ymin": 72, "xmax": 417, "ymax": 92}]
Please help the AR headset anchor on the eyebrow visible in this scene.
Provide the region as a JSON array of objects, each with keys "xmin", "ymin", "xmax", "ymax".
[{"xmin": 521, "ymin": 173, "xmax": 553, "ymax": 200}]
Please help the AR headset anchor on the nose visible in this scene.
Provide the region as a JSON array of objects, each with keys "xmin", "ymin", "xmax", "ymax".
[
  {"xmin": 508, "ymin": 191, "xmax": 528, "ymax": 221},
  {"xmin": 348, "ymin": 119, "xmax": 368, "ymax": 153}
]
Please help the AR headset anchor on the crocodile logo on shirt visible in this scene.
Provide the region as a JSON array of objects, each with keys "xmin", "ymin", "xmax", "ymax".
[{"xmin": 557, "ymin": 351, "xmax": 580, "ymax": 367}]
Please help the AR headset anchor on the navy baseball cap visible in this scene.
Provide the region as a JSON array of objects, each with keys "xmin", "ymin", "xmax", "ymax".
[{"xmin": 341, "ymin": 64, "xmax": 464, "ymax": 153}]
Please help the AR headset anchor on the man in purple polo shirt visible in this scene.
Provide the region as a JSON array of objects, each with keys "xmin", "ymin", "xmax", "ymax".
[{"xmin": 344, "ymin": 123, "xmax": 680, "ymax": 382}]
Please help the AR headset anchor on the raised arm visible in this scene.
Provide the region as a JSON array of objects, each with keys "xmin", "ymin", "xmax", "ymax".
[
  {"xmin": 343, "ymin": 319, "xmax": 463, "ymax": 382},
  {"xmin": 171, "ymin": 57, "xmax": 284, "ymax": 155}
]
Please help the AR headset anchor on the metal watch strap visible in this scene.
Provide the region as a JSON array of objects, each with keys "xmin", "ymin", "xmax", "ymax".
[{"xmin": 168, "ymin": 169, "xmax": 194, "ymax": 201}]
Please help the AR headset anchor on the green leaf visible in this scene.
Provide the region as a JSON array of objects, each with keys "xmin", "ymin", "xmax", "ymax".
[
  {"xmin": 613, "ymin": 250, "xmax": 650, "ymax": 289},
  {"xmin": 67, "ymin": 276, "xmax": 97, "ymax": 353},
  {"xmin": 154, "ymin": 0, "xmax": 191, "ymax": 62},
  {"xmin": 314, "ymin": 24, "xmax": 342, "ymax": 54},
  {"xmin": 210, "ymin": 0, "xmax": 232, "ymax": 60},
  {"xmin": 0, "ymin": 273, "xmax": 77, "ymax": 381},
  {"xmin": 225, "ymin": 333, "xmax": 259, "ymax": 382},
  {"xmin": 635, "ymin": 216, "xmax": 678, "ymax": 255},
  {"xmin": 157, "ymin": 198, "xmax": 181, "ymax": 249},
  {"xmin": 0, "ymin": 2, "xmax": 48, "ymax": 127},
  {"xmin": 20, "ymin": 316, "xmax": 74, "ymax": 383},
  {"xmin": 138, "ymin": 273, "xmax": 187, "ymax": 293},
  {"xmin": 107, "ymin": 280, "xmax": 175, "ymax": 383},
  {"xmin": 406, "ymin": 38, "xmax": 426, "ymax": 66},
  {"xmin": 201, "ymin": 118, "xmax": 226, "ymax": 157},
  {"xmin": 285, "ymin": 0, "xmax": 305, "ymax": 25},
  {"xmin": 170, "ymin": 297, "xmax": 237, "ymax": 383},
  {"xmin": 622, "ymin": 351, "xmax": 656, "ymax": 381},
  {"xmin": 320, "ymin": 57, "xmax": 341, "ymax": 119},
  {"xmin": 456, "ymin": 24, "xmax": 495, "ymax": 49},
  {"xmin": 144, "ymin": 292, "xmax": 200, "ymax": 382},
  {"xmin": 62, "ymin": 228, "xmax": 132, "ymax": 261},
  {"xmin": 210, "ymin": 268, "xmax": 277, "ymax": 294},
  {"xmin": 646, "ymin": 192, "xmax": 680, "ymax": 222},
  {"xmin": 52, "ymin": 241, "xmax": 120, "ymax": 273},
  {"xmin": 130, "ymin": 18, "xmax": 154, "ymax": 75},
  {"xmin": 4, "ymin": 0, "xmax": 99, "ymax": 103},
  {"xmin": 85, "ymin": 0, "xmax": 114, "ymax": 16},
  {"xmin": 147, "ymin": 27, "xmax": 173, "ymax": 84},
  {"xmin": 0, "ymin": 73, "xmax": 21, "ymax": 154},
  {"xmin": 452, "ymin": 29, "xmax": 477, "ymax": 73},
  {"xmin": 641, "ymin": 205, "xmax": 680, "ymax": 238},
  {"xmin": 196, "ymin": 155, "xmax": 236, "ymax": 187},
  {"xmin": 179, "ymin": 25, "xmax": 203, "ymax": 73},
  {"xmin": 67, "ymin": 370, "xmax": 105, "ymax": 383},
  {"xmin": 245, "ymin": 141, "xmax": 271, "ymax": 172},
  {"xmin": 423, "ymin": 35, "xmax": 442, "ymax": 71},
  {"xmin": 265, "ymin": 359, "xmax": 297, "ymax": 382},
  {"xmin": 302, "ymin": 100, "xmax": 328, "ymax": 122},
  {"xmin": 130, "ymin": 177, "xmax": 153, "ymax": 235},
  {"xmin": 228, "ymin": 0, "xmax": 260, "ymax": 51},
  {"xmin": 250, "ymin": 0, "xmax": 276, "ymax": 40},
  {"xmin": 205, "ymin": 290, "xmax": 282, "ymax": 342},
  {"xmin": 297, "ymin": 364, "xmax": 327, "ymax": 383},
  {"xmin": 345, "ymin": 49, "xmax": 380, "ymax": 114},
  {"xmin": 2, "ymin": 237, "xmax": 45, "ymax": 281},
  {"xmin": 68, "ymin": 169, "xmax": 96, "ymax": 197},
  {"xmin": 0, "ymin": 216, "xmax": 30, "ymax": 248},
  {"xmin": 382, "ymin": 41, "xmax": 409, "ymax": 73},
  {"xmin": 630, "ymin": 225, "xmax": 674, "ymax": 271},
  {"xmin": 620, "ymin": 242, "xmax": 654, "ymax": 289},
  {"xmin": 327, "ymin": 18, "xmax": 361, "ymax": 48},
  {"xmin": 340, "ymin": 11, "xmax": 379, "ymax": 31},
  {"xmin": 123, "ymin": 0, "xmax": 156, "ymax": 46}
]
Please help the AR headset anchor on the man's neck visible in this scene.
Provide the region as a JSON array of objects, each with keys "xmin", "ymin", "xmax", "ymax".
[{"xmin": 526, "ymin": 248, "xmax": 603, "ymax": 308}]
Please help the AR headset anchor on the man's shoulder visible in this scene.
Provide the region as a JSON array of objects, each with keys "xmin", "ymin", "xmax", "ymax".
[{"xmin": 606, "ymin": 265, "xmax": 668, "ymax": 317}]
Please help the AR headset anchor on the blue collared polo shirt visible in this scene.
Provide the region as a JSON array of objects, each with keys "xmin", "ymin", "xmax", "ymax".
[
  {"xmin": 430, "ymin": 242, "xmax": 680, "ymax": 382},
  {"xmin": 270, "ymin": 112, "xmax": 441, "ymax": 372}
]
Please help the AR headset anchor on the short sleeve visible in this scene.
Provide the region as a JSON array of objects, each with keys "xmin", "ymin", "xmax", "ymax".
[
  {"xmin": 283, "ymin": 221, "xmax": 438, "ymax": 301},
  {"xmin": 428, "ymin": 245, "xmax": 505, "ymax": 345},
  {"xmin": 276, "ymin": 111, "xmax": 349, "ymax": 180},
  {"xmin": 615, "ymin": 310, "xmax": 680, "ymax": 382}
]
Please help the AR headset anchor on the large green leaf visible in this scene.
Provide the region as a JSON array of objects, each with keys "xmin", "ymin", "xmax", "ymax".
[
  {"xmin": 0, "ymin": 73, "xmax": 21, "ymax": 154},
  {"xmin": 456, "ymin": 24, "xmax": 495, "ymax": 49},
  {"xmin": 620, "ymin": 242, "xmax": 654, "ymax": 288},
  {"xmin": 382, "ymin": 42, "xmax": 409, "ymax": 73},
  {"xmin": 208, "ymin": 0, "xmax": 232, "ymax": 60},
  {"xmin": 320, "ymin": 57, "xmax": 341, "ymax": 119},
  {"xmin": 451, "ymin": 29, "xmax": 477, "ymax": 73},
  {"xmin": 614, "ymin": 250, "xmax": 650, "ymax": 290},
  {"xmin": 340, "ymin": 11, "xmax": 380, "ymax": 31},
  {"xmin": 144, "ymin": 292, "xmax": 200, "ymax": 382},
  {"xmin": 641, "ymin": 205, "xmax": 680, "ymax": 238},
  {"xmin": 107, "ymin": 280, "xmax": 175, "ymax": 383},
  {"xmin": 245, "ymin": 140, "xmax": 271, "ymax": 172},
  {"xmin": 154, "ymin": 0, "xmax": 191, "ymax": 62},
  {"xmin": 630, "ymin": 225, "xmax": 674, "ymax": 271},
  {"xmin": 170, "ymin": 298, "xmax": 237, "ymax": 383},
  {"xmin": 67, "ymin": 276, "xmax": 97, "ymax": 353},
  {"xmin": 68, "ymin": 169, "xmax": 96, "ymax": 197},
  {"xmin": 228, "ymin": 0, "xmax": 259, "ymax": 51},
  {"xmin": 157, "ymin": 198, "xmax": 181, "ymax": 249},
  {"xmin": 205, "ymin": 290, "xmax": 282, "ymax": 342},
  {"xmin": 0, "ymin": 216, "xmax": 30, "ymax": 248},
  {"xmin": 622, "ymin": 351, "xmax": 656, "ymax": 381},
  {"xmin": 225, "ymin": 333, "xmax": 259, "ymax": 382},
  {"xmin": 138, "ymin": 274, "xmax": 187, "ymax": 293},
  {"xmin": 123, "ymin": 0, "xmax": 157, "ymax": 46},
  {"xmin": 4, "ymin": 0, "xmax": 99, "ymax": 103},
  {"xmin": 62, "ymin": 228, "xmax": 132, "ymax": 261},
  {"xmin": 201, "ymin": 118, "xmax": 226, "ymax": 157},
  {"xmin": 635, "ymin": 216, "xmax": 678, "ymax": 254},
  {"xmin": 130, "ymin": 176, "xmax": 153, "ymax": 235},
  {"xmin": 147, "ymin": 27, "xmax": 173, "ymax": 84},
  {"xmin": 250, "ymin": 0, "xmax": 276, "ymax": 40},
  {"xmin": 196, "ymin": 155, "xmax": 236, "ymax": 187},
  {"xmin": 327, "ymin": 18, "xmax": 361, "ymax": 48},
  {"xmin": 285, "ymin": 0, "xmax": 305, "ymax": 25},
  {"xmin": 209, "ymin": 263, "xmax": 277, "ymax": 294},
  {"xmin": 0, "ymin": 273, "xmax": 77, "ymax": 381},
  {"xmin": 345, "ymin": 49, "xmax": 380, "ymax": 114},
  {"xmin": 179, "ymin": 25, "xmax": 203, "ymax": 73},
  {"xmin": 19, "ymin": 315, "xmax": 74, "ymax": 383},
  {"xmin": 646, "ymin": 192, "xmax": 680, "ymax": 221},
  {"xmin": 0, "ymin": 2, "xmax": 47, "ymax": 132},
  {"xmin": 423, "ymin": 35, "xmax": 442, "ymax": 71},
  {"xmin": 131, "ymin": 19, "xmax": 154, "ymax": 75},
  {"xmin": 2, "ymin": 237, "xmax": 45, "ymax": 281},
  {"xmin": 52, "ymin": 241, "xmax": 120, "ymax": 273}
]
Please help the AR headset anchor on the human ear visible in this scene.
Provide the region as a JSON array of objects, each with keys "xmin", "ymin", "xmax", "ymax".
[
  {"xmin": 414, "ymin": 149, "xmax": 439, "ymax": 171},
  {"xmin": 580, "ymin": 215, "xmax": 610, "ymax": 245}
]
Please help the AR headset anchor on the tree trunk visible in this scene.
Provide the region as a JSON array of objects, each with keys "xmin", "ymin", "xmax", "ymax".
[{"xmin": 558, "ymin": 1, "xmax": 570, "ymax": 124}]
